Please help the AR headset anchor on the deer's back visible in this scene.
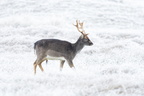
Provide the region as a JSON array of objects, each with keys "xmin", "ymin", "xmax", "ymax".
[{"xmin": 34, "ymin": 39, "xmax": 74, "ymax": 56}]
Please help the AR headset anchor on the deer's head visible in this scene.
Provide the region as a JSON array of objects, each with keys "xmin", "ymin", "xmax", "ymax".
[{"xmin": 73, "ymin": 20, "xmax": 93, "ymax": 46}]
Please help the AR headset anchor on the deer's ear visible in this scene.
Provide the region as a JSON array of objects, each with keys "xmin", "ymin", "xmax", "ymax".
[{"xmin": 80, "ymin": 35, "xmax": 84, "ymax": 38}]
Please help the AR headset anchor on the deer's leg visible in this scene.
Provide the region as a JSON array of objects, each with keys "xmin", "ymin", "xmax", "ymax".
[
  {"xmin": 67, "ymin": 60, "xmax": 75, "ymax": 69},
  {"xmin": 46, "ymin": 60, "xmax": 48, "ymax": 64},
  {"xmin": 34, "ymin": 55, "xmax": 47, "ymax": 74},
  {"xmin": 38, "ymin": 58, "xmax": 47, "ymax": 72},
  {"xmin": 38, "ymin": 64, "xmax": 44, "ymax": 72},
  {"xmin": 60, "ymin": 60, "xmax": 65, "ymax": 71},
  {"xmin": 33, "ymin": 60, "xmax": 38, "ymax": 74}
]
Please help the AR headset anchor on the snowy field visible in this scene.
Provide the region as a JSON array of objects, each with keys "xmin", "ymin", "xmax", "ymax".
[{"xmin": 0, "ymin": 0, "xmax": 144, "ymax": 96}]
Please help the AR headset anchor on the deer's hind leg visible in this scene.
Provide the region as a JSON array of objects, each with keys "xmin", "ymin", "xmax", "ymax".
[
  {"xmin": 38, "ymin": 64, "xmax": 44, "ymax": 72},
  {"xmin": 38, "ymin": 58, "xmax": 48, "ymax": 72},
  {"xmin": 34, "ymin": 55, "xmax": 47, "ymax": 74},
  {"xmin": 33, "ymin": 60, "xmax": 38, "ymax": 74}
]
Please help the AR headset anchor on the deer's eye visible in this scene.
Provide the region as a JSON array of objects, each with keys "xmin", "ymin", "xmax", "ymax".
[{"xmin": 83, "ymin": 39, "xmax": 88, "ymax": 42}]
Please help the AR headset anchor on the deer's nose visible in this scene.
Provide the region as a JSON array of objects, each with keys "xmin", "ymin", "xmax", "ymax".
[{"xmin": 89, "ymin": 41, "xmax": 93, "ymax": 46}]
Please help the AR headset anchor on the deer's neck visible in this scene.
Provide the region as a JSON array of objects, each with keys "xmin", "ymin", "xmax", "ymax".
[{"xmin": 73, "ymin": 36, "xmax": 85, "ymax": 54}]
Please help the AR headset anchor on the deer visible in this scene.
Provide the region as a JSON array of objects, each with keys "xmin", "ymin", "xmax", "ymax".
[{"xmin": 33, "ymin": 20, "xmax": 93, "ymax": 74}]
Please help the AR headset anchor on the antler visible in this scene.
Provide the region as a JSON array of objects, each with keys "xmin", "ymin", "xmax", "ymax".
[{"xmin": 73, "ymin": 20, "xmax": 87, "ymax": 36}]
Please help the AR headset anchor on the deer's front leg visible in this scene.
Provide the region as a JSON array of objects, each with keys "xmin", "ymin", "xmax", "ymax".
[
  {"xmin": 60, "ymin": 60, "xmax": 65, "ymax": 71},
  {"xmin": 67, "ymin": 59, "xmax": 75, "ymax": 69}
]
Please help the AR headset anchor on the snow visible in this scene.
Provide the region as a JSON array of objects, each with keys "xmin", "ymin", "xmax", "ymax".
[{"xmin": 0, "ymin": 0, "xmax": 144, "ymax": 96}]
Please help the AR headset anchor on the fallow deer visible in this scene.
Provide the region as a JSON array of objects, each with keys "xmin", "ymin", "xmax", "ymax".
[{"xmin": 33, "ymin": 20, "xmax": 93, "ymax": 74}]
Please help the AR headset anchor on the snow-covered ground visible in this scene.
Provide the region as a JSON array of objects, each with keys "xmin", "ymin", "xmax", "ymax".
[{"xmin": 0, "ymin": 0, "xmax": 144, "ymax": 96}]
